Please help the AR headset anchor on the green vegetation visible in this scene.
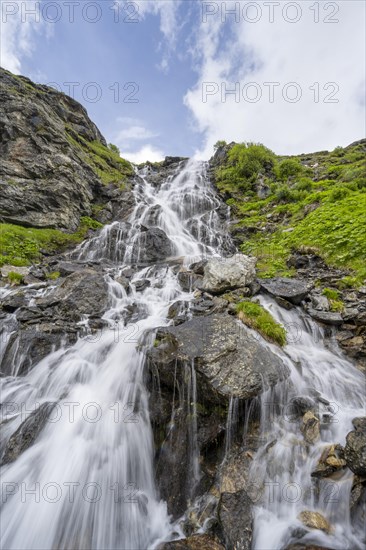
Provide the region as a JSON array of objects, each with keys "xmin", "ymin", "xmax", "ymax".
[
  {"xmin": 214, "ymin": 140, "xmax": 366, "ymax": 285},
  {"xmin": 46, "ymin": 271, "xmax": 61, "ymax": 280},
  {"xmin": 108, "ymin": 143, "xmax": 120, "ymax": 155},
  {"xmin": 322, "ymin": 288, "xmax": 344, "ymax": 312},
  {"xmin": 236, "ymin": 301, "xmax": 287, "ymax": 346},
  {"xmin": 65, "ymin": 129, "xmax": 133, "ymax": 186},
  {"xmin": 7, "ymin": 271, "xmax": 24, "ymax": 285},
  {"xmin": 0, "ymin": 217, "xmax": 102, "ymax": 267}
]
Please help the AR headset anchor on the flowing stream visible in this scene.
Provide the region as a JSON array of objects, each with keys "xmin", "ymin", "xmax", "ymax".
[
  {"xmin": 0, "ymin": 160, "xmax": 364, "ymax": 549},
  {"xmin": 0, "ymin": 160, "xmax": 231, "ymax": 550}
]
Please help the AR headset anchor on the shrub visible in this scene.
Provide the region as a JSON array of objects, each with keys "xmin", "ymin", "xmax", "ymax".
[
  {"xmin": 294, "ymin": 177, "xmax": 313, "ymax": 192},
  {"xmin": 108, "ymin": 143, "xmax": 120, "ymax": 155},
  {"xmin": 236, "ymin": 301, "xmax": 287, "ymax": 346},
  {"xmin": 276, "ymin": 158, "xmax": 303, "ymax": 181},
  {"xmin": 329, "ymin": 186, "xmax": 351, "ymax": 202},
  {"xmin": 214, "ymin": 140, "xmax": 227, "ymax": 150}
]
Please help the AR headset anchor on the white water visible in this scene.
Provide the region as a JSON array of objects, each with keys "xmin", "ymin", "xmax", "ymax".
[
  {"xmin": 0, "ymin": 160, "xmax": 231, "ymax": 550},
  {"xmin": 0, "ymin": 159, "xmax": 365, "ymax": 549},
  {"xmin": 250, "ymin": 296, "xmax": 366, "ymax": 550}
]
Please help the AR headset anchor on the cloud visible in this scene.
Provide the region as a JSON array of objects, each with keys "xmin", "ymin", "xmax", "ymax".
[
  {"xmin": 0, "ymin": 0, "xmax": 50, "ymax": 74},
  {"xmin": 129, "ymin": 0, "xmax": 182, "ymax": 70},
  {"xmin": 184, "ymin": 1, "xmax": 366, "ymax": 158},
  {"xmin": 115, "ymin": 125, "xmax": 159, "ymax": 144},
  {"xmin": 122, "ymin": 145, "xmax": 165, "ymax": 164}
]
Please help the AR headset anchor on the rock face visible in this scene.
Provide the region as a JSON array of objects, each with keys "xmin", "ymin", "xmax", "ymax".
[
  {"xmin": 147, "ymin": 314, "xmax": 288, "ymax": 518},
  {"xmin": 258, "ymin": 277, "xmax": 312, "ymax": 305},
  {"xmin": 218, "ymin": 490, "xmax": 253, "ymax": 549},
  {"xmin": 201, "ymin": 254, "xmax": 256, "ymax": 294},
  {"xmin": 133, "ymin": 227, "xmax": 175, "ymax": 264},
  {"xmin": 0, "ymin": 267, "xmax": 109, "ymax": 376},
  {"xmin": 1, "ymin": 402, "xmax": 56, "ymax": 465},
  {"xmin": 149, "ymin": 314, "xmax": 288, "ymax": 403},
  {"xmin": 0, "ymin": 68, "xmax": 134, "ymax": 231},
  {"xmin": 344, "ymin": 418, "xmax": 366, "ymax": 476}
]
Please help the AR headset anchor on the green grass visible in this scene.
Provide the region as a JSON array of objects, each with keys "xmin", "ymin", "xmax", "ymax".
[
  {"xmin": 214, "ymin": 140, "xmax": 366, "ymax": 285},
  {"xmin": 322, "ymin": 288, "xmax": 344, "ymax": 312},
  {"xmin": 65, "ymin": 130, "xmax": 133, "ymax": 186},
  {"xmin": 236, "ymin": 301, "xmax": 287, "ymax": 346},
  {"xmin": 0, "ymin": 217, "xmax": 103, "ymax": 267},
  {"xmin": 7, "ymin": 272, "xmax": 24, "ymax": 285}
]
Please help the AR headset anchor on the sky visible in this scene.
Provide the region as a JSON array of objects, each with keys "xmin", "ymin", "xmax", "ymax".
[{"xmin": 1, "ymin": 0, "xmax": 365, "ymax": 163}]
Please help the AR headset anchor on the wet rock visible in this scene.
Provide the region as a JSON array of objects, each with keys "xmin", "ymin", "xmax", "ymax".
[
  {"xmin": 201, "ymin": 254, "xmax": 256, "ymax": 294},
  {"xmin": 134, "ymin": 279, "xmax": 151, "ymax": 292},
  {"xmin": 311, "ymin": 444, "xmax": 346, "ymax": 478},
  {"xmin": 306, "ymin": 308, "xmax": 343, "ymax": 326},
  {"xmin": 344, "ymin": 422, "xmax": 366, "ymax": 476},
  {"xmin": 36, "ymin": 270, "xmax": 109, "ymax": 321},
  {"xmin": 0, "ymin": 323, "xmax": 78, "ymax": 376},
  {"xmin": 189, "ymin": 260, "xmax": 207, "ymax": 275},
  {"xmin": 218, "ymin": 490, "xmax": 253, "ymax": 549},
  {"xmin": 274, "ymin": 296, "xmax": 295, "ymax": 310},
  {"xmin": 297, "ymin": 510, "xmax": 332, "ymax": 534},
  {"xmin": 300, "ymin": 411, "xmax": 320, "ymax": 444},
  {"xmin": 167, "ymin": 300, "xmax": 190, "ymax": 325},
  {"xmin": 157, "ymin": 534, "xmax": 225, "ymax": 550},
  {"xmin": 1, "ymin": 402, "xmax": 56, "ymax": 464},
  {"xmin": 258, "ymin": 278, "xmax": 312, "ymax": 305},
  {"xmin": 1, "ymin": 290, "xmax": 27, "ymax": 312},
  {"xmin": 133, "ymin": 228, "xmax": 175, "ymax": 264},
  {"xmin": 177, "ymin": 271, "xmax": 202, "ymax": 292},
  {"xmin": 149, "ymin": 314, "xmax": 289, "ymax": 403},
  {"xmin": 352, "ymin": 417, "xmax": 366, "ymax": 432},
  {"xmin": 289, "ymin": 396, "xmax": 317, "ymax": 419}
]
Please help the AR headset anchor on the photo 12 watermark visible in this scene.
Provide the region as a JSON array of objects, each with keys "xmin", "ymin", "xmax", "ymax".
[
  {"xmin": 201, "ymin": 2, "xmax": 340, "ymax": 24},
  {"xmin": 202, "ymin": 81, "xmax": 340, "ymax": 104}
]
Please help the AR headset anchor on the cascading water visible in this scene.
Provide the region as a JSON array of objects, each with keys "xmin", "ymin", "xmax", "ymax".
[
  {"xmin": 0, "ymin": 158, "xmax": 364, "ymax": 550},
  {"xmin": 0, "ymin": 160, "xmax": 232, "ymax": 550},
  {"xmin": 249, "ymin": 296, "xmax": 365, "ymax": 550}
]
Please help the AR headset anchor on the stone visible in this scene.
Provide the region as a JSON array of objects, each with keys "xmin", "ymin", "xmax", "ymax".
[
  {"xmin": 157, "ymin": 535, "xmax": 225, "ymax": 550},
  {"xmin": 149, "ymin": 314, "xmax": 289, "ymax": 403},
  {"xmin": 310, "ymin": 294, "xmax": 330, "ymax": 311},
  {"xmin": 0, "ymin": 265, "xmax": 30, "ymax": 279},
  {"xmin": 344, "ymin": 426, "xmax": 366, "ymax": 476},
  {"xmin": 307, "ymin": 308, "xmax": 343, "ymax": 326},
  {"xmin": 1, "ymin": 402, "xmax": 56, "ymax": 464},
  {"xmin": 301, "ymin": 411, "xmax": 320, "ymax": 444},
  {"xmin": 258, "ymin": 278, "xmax": 312, "ymax": 305},
  {"xmin": 132, "ymin": 228, "xmax": 175, "ymax": 264},
  {"xmin": 201, "ymin": 254, "xmax": 256, "ymax": 294},
  {"xmin": 218, "ymin": 490, "xmax": 253, "ymax": 549},
  {"xmin": 297, "ymin": 510, "xmax": 332, "ymax": 534}
]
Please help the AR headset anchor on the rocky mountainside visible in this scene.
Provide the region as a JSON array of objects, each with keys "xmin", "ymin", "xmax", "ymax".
[{"xmin": 0, "ymin": 70, "xmax": 365, "ymax": 550}]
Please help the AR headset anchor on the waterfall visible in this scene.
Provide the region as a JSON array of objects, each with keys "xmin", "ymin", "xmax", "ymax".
[
  {"xmin": 249, "ymin": 296, "xmax": 365, "ymax": 550},
  {"xmin": 0, "ymin": 160, "xmax": 231, "ymax": 550},
  {"xmin": 0, "ymin": 159, "xmax": 364, "ymax": 549}
]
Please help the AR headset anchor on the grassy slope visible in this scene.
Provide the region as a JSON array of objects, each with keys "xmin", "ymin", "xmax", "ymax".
[
  {"xmin": 0, "ymin": 217, "xmax": 102, "ymax": 267},
  {"xmin": 214, "ymin": 140, "xmax": 366, "ymax": 285}
]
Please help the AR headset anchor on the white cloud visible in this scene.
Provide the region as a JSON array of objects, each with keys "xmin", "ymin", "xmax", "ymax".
[
  {"xmin": 115, "ymin": 125, "xmax": 159, "ymax": 143},
  {"xmin": 122, "ymin": 145, "xmax": 165, "ymax": 164},
  {"xmin": 184, "ymin": 1, "xmax": 366, "ymax": 158},
  {"xmin": 0, "ymin": 0, "xmax": 50, "ymax": 74}
]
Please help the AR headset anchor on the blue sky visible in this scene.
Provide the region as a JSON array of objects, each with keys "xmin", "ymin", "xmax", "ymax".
[{"xmin": 1, "ymin": 1, "xmax": 365, "ymax": 162}]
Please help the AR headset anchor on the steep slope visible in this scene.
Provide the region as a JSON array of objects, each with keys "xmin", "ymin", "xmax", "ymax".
[{"xmin": 0, "ymin": 68, "xmax": 134, "ymax": 265}]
